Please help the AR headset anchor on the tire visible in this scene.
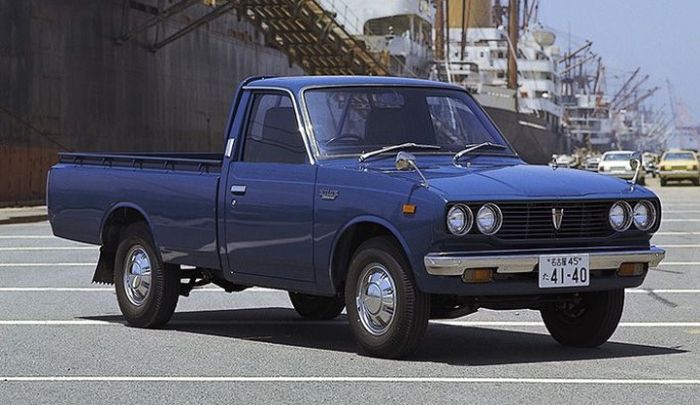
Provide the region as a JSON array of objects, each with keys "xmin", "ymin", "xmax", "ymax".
[
  {"xmin": 660, "ymin": 178, "xmax": 667, "ymax": 186},
  {"xmin": 540, "ymin": 289, "xmax": 624, "ymax": 348},
  {"xmin": 114, "ymin": 222, "xmax": 179, "ymax": 328},
  {"xmin": 344, "ymin": 236, "xmax": 430, "ymax": 358},
  {"xmin": 637, "ymin": 176, "xmax": 645, "ymax": 186},
  {"xmin": 693, "ymin": 178, "xmax": 700, "ymax": 186},
  {"xmin": 289, "ymin": 292, "xmax": 345, "ymax": 320}
]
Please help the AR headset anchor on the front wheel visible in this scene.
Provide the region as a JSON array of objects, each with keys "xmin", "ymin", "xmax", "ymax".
[
  {"xmin": 344, "ymin": 237, "xmax": 430, "ymax": 358},
  {"xmin": 289, "ymin": 292, "xmax": 345, "ymax": 320},
  {"xmin": 540, "ymin": 289, "xmax": 624, "ymax": 347},
  {"xmin": 114, "ymin": 222, "xmax": 180, "ymax": 328}
]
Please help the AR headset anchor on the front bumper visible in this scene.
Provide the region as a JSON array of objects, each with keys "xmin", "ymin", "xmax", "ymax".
[
  {"xmin": 599, "ymin": 171, "xmax": 636, "ymax": 180},
  {"xmin": 424, "ymin": 246, "xmax": 665, "ymax": 276}
]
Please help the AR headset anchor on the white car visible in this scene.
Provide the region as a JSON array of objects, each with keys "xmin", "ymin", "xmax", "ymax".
[{"xmin": 598, "ymin": 150, "xmax": 645, "ymax": 185}]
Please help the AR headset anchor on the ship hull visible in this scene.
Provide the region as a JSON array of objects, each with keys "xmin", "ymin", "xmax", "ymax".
[{"xmin": 484, "ymin": 106, "xmax": 563, "ymax": 165}]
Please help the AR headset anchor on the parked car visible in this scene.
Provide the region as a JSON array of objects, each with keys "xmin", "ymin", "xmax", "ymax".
[
  {"xmin": 583, "ymin": 154, "xmax": 602, "ymax": 172},
  {"xmin": 47, "ymin": 76, "xmax": 665, "ymax": 358},
  {"xmin": 550, "ymin": 154, "xmax": 579, "ymax": 169},
  {"xmin": 642, "ymin": 152, "xmax": 659, "ymax": 178},
  {"xmin": 657, "ymin": 150, "xmax": 700, "ymax": 186},
  {"xmin": 598, "ymin": 150, "xmax": 645, "ymax": 185}
]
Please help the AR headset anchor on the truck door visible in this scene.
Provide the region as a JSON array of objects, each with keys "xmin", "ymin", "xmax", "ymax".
[{"xmin": 224, "ymin": 91, "xmax": 316, "ymax": 282}]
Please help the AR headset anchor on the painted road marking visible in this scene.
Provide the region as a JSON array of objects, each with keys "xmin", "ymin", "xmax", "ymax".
[
  {"xmin": 0, "ymin": 263, "xmax": 94, "ymax": 267},
  {"xmin": 0, "ymin": 376, "xmax": 698, "ymax": 384},
  {"xmin": 0, "ymin": 287, "xmax": 280, "ymax": 292},
  {"xmin": 0, "ymin": 287, "xmax": 698, "ymax": 294},
  {"xmin": 0, "ymin": 247, "xmax": 96, "ymax": 251},
  {"xmin": 0, "ymin": 320, "xmax": 697, "ymax": 327},
  {"xmin": 654, "ymin": 232, "xmax": 700, "ymax": 235}
]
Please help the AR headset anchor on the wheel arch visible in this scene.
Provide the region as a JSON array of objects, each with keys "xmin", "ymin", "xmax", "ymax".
[
  {"xmin": 93, "ymin": 203, "xmax": 159, "ymax": 284},
  {"xmin": 327, "ymin": 216, "xmax": 414, "ymax": 293}
]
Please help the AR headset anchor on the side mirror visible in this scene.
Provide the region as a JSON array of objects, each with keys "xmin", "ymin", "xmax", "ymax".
[
  {"xmin": 551, "ymin": 154, "xmax": 559, "ymax": 161},
  {"xmin": 629, "ymin": 159, "xmax": 640, "ymax": 170},
  {"xmin": 395, "ymin": 151, "xmax": 417, "ymax": 171}
]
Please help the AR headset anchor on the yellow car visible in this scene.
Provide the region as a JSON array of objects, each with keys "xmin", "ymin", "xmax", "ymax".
[{"xmin": 658, "ymin": 150, "xmax": 700, "ymax": 186}]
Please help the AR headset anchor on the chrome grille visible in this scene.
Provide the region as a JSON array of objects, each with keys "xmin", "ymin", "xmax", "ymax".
[{"xmin": 478, "ymin": 201, "xmax": 614, "ymax": 240}]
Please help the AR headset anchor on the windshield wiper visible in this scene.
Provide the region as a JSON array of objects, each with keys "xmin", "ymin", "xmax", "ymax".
[
  {"xmin": 453, "ymin": 142, "xmax": 508, "ymax": 165},
  {"xmin": 358, "ymin": 143, "xmax": 440, "ymax": 162}
]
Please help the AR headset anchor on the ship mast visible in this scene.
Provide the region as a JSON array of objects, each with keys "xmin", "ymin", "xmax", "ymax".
[{"xmin": 507, "ymin": 0, "xmax": 519, "ymax": 90}]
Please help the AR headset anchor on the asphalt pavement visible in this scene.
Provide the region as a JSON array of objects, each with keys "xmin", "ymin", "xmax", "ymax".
[{"xmin": 0, "ymin": 177, "xmax": 698, "ymax": 404}]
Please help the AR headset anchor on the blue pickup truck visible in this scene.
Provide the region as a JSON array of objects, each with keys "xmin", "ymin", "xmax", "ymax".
[{"xmin": 48, "ymin": 76, "xmax": 665, "ymax": 358}]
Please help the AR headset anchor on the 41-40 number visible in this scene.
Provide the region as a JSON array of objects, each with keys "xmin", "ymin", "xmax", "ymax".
[{"xmin": 550, "ymin": 267, "xmax": 588, "ymax": 284}]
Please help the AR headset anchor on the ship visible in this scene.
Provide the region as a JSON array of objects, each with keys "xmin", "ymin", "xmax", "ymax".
[{"xmin": 432, "ymin": 0, "xmax": 565, "ymax": 164}]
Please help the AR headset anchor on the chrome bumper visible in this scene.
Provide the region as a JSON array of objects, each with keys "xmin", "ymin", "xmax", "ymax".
[{"xmin": 424, "ymin": 247, "xmax": 666, "ymax": 276}]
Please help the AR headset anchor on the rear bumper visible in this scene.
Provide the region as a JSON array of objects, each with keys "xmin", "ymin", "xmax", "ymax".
[
  {"xmin": 659, "ymin": 170, "xmax": 699, "ymax": 179},
  {"xmin": 424, "ymin": 246, "xmax": 666, "ymax": 276}
]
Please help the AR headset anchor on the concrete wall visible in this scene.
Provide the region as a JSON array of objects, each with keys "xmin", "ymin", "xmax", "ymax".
[{"xmin": 0, "ymin": 0, "xmax": 303, "ymax": 204}]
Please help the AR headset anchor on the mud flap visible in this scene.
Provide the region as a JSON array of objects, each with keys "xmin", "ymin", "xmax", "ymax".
[{"xmin": 92, "ymin": 247, "xmax": 116, "ymax": 284}]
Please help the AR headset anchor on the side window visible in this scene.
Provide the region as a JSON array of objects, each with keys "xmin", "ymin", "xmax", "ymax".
[{"xmin": 242, "ymin": 93, "xmax": 307, "ymax": 164}]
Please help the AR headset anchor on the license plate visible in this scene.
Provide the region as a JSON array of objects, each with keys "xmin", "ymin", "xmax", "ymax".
[{"xmin": 538, "ymin": 254, "xmax": 590, "ymax": 288}]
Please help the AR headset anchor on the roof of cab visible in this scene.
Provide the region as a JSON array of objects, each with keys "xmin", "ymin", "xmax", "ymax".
[{"xmin": 245, "ymin": 75, "xmax": 463, "ymax": 92}]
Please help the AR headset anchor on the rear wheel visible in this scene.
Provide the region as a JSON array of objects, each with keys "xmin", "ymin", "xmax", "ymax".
[
  {"xmin": 345, "ymin": 237, "xmax": 430, "ymax": 358},
  {"xmin": 660, "ymin": 178, "xmax": 667, "ymax": 186},
  {"xmin": 289, "ymin": 292, "xmax": 345, "ymax": 320},
  {"xmin": 693, "ymin": 178, "xmax": 700, "ymax": 186},
  {"xmin": 114, "ymin": 222, "xmax": 179, "ymax": 328},
  {"xmin": 540, "ymin": 289, "xmax": 624, "ymax": 347}
]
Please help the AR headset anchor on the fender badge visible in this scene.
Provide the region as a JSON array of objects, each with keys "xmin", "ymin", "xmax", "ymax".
[
  {"xmin": 320, "ymin": 189, "xmax": 339, "ymax": 200},
  {"xmin": 552, "ymin": 208, "xmax": 564, "ymax": 230}
]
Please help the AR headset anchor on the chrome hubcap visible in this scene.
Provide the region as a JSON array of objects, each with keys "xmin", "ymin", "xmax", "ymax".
[
  {"xmin": 356, "ymin": 263, "xmax": 396, "ymax": 336},
  {"xmin": 122, "ymin": 246, "xmax": 152, "ymax": 306}
]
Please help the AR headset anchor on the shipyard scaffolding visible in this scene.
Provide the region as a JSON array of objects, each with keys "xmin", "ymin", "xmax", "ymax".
[{"xmin": 116, "ymin": 0, "xmax": 395, "ymax": 75}]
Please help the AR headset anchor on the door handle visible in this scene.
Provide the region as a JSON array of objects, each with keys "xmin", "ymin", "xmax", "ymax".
[{"xmin": 230, "ymin": 185, "xmax": 247, "ymax": 195}]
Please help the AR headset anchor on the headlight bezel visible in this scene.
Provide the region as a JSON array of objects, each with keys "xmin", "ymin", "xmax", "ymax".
[
  {"xmin": 633, "ymin": 200, "xmax": 657, "ymax": 231},
  {"xmin": 446, "ymin": 204, "xmax": 473, "ymax": 236},
  {"xmin": 476, "ymin": 203, "xmax": 503, "ymax": 235},
  {"xmin": 609, "ymin": 201, "xmax": 633, "ymax": 232}
]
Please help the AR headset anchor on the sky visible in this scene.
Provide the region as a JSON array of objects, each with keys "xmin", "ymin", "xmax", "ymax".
[{"xmin": 538, "ymin": 0, "xmax": 700, "ymax": 122}]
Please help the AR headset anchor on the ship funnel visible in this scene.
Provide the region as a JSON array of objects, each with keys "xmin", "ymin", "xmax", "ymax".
[{"xmin": 447, "ymin": 0, "xmax": 493, "ymax": 28}]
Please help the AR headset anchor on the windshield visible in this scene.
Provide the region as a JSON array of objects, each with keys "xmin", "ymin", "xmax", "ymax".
[
  {"xmin": 603, "ymin": 152, "xmax": 633, "ymax": 161},
  {"xmin": 304, "ymin": 87, "xmax": 514, "ymax": 158},
  {"xmin": 663, "ymin": 152, "xmax": 695, "ymax": 161}
]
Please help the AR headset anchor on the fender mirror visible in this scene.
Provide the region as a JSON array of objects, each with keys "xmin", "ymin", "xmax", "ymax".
[{"xmin": 395, "ymin": 151, "xmax": 429, "ymax": 187}]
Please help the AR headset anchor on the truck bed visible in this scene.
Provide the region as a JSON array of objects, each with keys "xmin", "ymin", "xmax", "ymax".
[{"xmin": 48, "ymin": 152, "xmax": 224, "ymax": 270}]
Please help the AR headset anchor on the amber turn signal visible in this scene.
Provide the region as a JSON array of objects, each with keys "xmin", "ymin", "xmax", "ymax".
[
  {"xmin": 618, "ymin": 262, "xmax": 646, "ymax": 277},
  {"xmin": 462, "ymin": 268, "xmax": 494, "ymax": 283},
  {"xmin": 402, "ymin": 204, "xmax": 417, "ymax": 215}
]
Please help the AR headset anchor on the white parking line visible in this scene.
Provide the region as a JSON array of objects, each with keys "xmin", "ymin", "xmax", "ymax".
[
  {"xmin": 0, "ymin": 287, "xmax": 279, "ymax": 292},
  {"xmin": 0, "ymin": 247, "xmax": 96, "ymax": 251},
  {"xmin": 655, "ymin": 231, "xmax": 700, "ymax": 235},
  {"xmin": 0, "ymin": 376, "xmax": 698, "ymax": 384},
  {"xmin": 0, "ymin": 263, "xmax": 94, "ymax": 267},
  {"xmin": 659, "ymin": 262, "xmax": 700, "ymax": 266},
  {"xmin": 0, "ymin": 287, "xmax": 697, "ymax": 294},
  {"xmin": 0, "ymin": 320, "xmax": 697, "ymax": 327},
  {"xmin": 662, "ymin": 219, "xmax": 700, "ymax": 222},
  {"xmin": 0, "ymin": 236, "xmax": 56, "ymax": 239},
  {"xmin": 664, "ymin": 210, "xmax": 700, "ymax": 213}
]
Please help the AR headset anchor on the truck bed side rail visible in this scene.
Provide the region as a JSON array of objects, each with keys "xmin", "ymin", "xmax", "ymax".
[{"xmin": 58, "ymin": 152, "xmax": 222, "ymax": 173}]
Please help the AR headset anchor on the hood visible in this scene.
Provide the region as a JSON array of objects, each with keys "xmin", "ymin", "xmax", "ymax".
[{"xmin": 379, "ymin": 162, "xmax": 653, "ymax": 201}]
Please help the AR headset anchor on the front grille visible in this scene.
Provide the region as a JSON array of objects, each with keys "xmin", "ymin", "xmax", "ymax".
[{"xmin": 481, "ymin": 201, "xmax": 614, "ymax": 240}]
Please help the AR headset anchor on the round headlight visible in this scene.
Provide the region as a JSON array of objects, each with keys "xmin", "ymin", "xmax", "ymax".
[
  {"xmin": 633, "ymin": 200, "xmax": 657, "ymax": 231},
  {"xmin": 476, "ymin": 203, "xmax": 502, "ymax": 235},
  {"xmin": 609, "ymin": 201, "xmax": 633, "ymax": 231},
  {"xmin": 446, "ymin": 205, "xmax": 472, "ymax": 235}
]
